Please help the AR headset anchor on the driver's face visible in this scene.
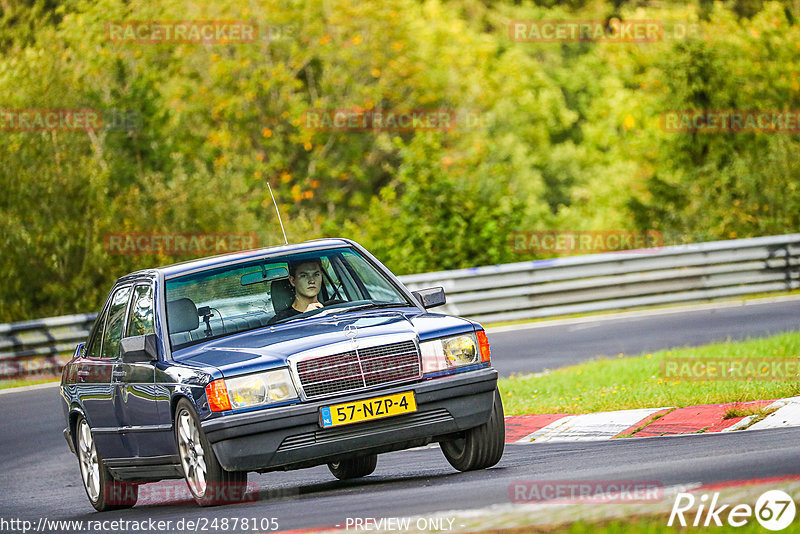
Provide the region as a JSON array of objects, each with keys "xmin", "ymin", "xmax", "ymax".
[{"xmin": 290, "ymin": 262, "xmax": 322, "ymax": 299}]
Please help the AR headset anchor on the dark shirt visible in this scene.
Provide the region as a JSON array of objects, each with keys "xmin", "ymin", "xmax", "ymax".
[{"xmin": 267, "ymin": 305, "xmax": 303, "ymax": 325}]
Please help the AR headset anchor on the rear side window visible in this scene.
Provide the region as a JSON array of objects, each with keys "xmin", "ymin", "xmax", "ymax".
[
  {"xmin": 85, "ymin": 307, "xmax": 109, "ymax": 359},
  {"xmin": 127, "ymin": 284, "xmax": 155, "ymax": 337},
  {"xmin": 101, "ymin": 286, "xmax": 132, "ymax": 359}
]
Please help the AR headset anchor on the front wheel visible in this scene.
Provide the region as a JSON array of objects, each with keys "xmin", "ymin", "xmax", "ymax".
[
  {"xmin": 76, "ymin": 416, "xmax": 138, "ymax": 511},
  {"xmin": 441, "ymin": 388, "xmax": 505, "ymax": 472},
  {"xmin": 328, "ymin": 454, "xmax": 378, "ymax": 480},
  {"xmin": 175, "ymin": 399, "xmax": 248, "ymax": 506}
]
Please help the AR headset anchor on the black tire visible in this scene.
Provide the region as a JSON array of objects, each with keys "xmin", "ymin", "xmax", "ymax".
[
  {"xmin": 441, "ymin": 388, "xmax": 505, "ymax": 472},
  {"xmin": 75, "ymin": 416, "xmax": 138, "ymax": 511},
  {"xmin": 175, "ymin": 399, "xmax": 248, "ymax": 506},
  {"xmin": 328, "ymin": 454, "xmax": 378, "ymax": 480}
]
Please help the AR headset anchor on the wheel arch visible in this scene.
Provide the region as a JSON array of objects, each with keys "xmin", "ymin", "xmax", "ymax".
[
  {"xmin": 68, "ymin": 404, "xmax": 87, "ymax": 450},
  {"xmin": 170, "ymin": 391, "xmax": 201, "ymax": 427}
]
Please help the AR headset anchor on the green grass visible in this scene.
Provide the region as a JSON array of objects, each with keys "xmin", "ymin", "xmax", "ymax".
[
  {"xmin": 723, "ymin": 406, "xmax": 761, "ymax": 419},
  {"xmin": 0, "ymin": 376, "xmax": 59, "ymax": 390},
  {"xmin": 734, "ymin": 405, "xmax": 781, "ymax": 428},
  {"xmin": 498, "ymin": 331, "xmax": 800, "ymax": 415}
]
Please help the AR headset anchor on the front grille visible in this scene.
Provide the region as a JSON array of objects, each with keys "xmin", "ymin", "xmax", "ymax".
[{"xmin": 296, "ymin": 340, "xmax": 420, "ymax": 398}]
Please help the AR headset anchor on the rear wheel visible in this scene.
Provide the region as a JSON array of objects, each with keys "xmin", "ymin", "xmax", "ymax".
[
  {"xmin": 175, "ymin": 399, "xmax": 248, "ymax": 506},
  {"xmin": 441, "ymin": 388, "xmax": 505, "ymax": 472},
  {"xmin": 328, "ymin": 454, "xmax": 378, "ymax": 480},
  {"xmin": 76, "ymin": 416, "xmax": 138, "ymax": 511}
]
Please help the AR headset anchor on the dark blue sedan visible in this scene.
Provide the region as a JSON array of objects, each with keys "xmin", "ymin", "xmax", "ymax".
[{"xmin": 60, "ymin": 238, "xmax": 504, "ymax": 510}]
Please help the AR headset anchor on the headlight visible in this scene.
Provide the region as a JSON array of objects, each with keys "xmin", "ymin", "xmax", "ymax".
[
  {"xmin": 206, "ymin": 368, "xmax": 298, "ymax": 412},
  {"xmin": 421, "ymin": 333, "xmax": 481, "ymax": 374}
]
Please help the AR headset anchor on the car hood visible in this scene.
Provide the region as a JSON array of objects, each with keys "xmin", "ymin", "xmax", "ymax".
[{"xmin": 172, "ymin": 308, "xmax": 476, "ymax": 378}]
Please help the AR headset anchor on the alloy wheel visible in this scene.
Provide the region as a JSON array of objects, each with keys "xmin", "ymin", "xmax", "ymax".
[
  {"xmin": 177, "ymin": 410, "xmax": 207, "ymax": 497},
  {"xmin": 77, "ymin": 419, "xmax": 100, "ymax": 502}
]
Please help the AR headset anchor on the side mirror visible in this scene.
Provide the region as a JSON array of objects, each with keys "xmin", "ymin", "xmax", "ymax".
[
  {"xmin": 120, "ymin": 334, "xmax": 158, "ymax": 363},
  {"xmin": 412, "ymin": 287, "xmax": 446, "ymax": 309},
  {"xmin": 73, "ymin": 342, "xmax": 86, "ymax": 359}
]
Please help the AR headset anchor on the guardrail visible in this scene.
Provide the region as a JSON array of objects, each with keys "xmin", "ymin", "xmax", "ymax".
[
  {"xmin": 400, "ymin": 233, "xmax": 800, "ymax": 323},
  {"xmin": 2, "ymin": 233, "xmax": 799, "ymax": 379},
  {"xmin": 0, "ymin": 313, "xmax": 96, "ymax": 379}
]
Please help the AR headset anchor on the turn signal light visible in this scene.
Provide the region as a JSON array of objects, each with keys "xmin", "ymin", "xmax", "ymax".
[
  {"xmin": 206, "ymin": 379, "xmax": 232, "ymax": 412},
  {"xmin": 477, "ymin": 330, "xmax": 491, "ymax": 363}
]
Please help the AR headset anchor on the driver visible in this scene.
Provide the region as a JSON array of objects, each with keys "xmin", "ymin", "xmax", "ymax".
[{"xmin": 269, "ymin": 259, "xmax": 324, "ymax": 323}]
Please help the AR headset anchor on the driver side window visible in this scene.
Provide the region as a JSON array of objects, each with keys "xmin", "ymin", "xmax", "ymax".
[{"xmin": 127, "ymin": 284, "xmax": 155, "ymax": 337}]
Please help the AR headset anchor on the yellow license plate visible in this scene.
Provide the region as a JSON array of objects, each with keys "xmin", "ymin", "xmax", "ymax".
[{"xmin": 320, "ymin": 391, "xmax": 417, "ymax": 428}]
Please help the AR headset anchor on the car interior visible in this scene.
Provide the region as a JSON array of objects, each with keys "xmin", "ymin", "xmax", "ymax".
[{"xmin": 167, "ymin": 270, "xmax": 337, "ymax": 348}]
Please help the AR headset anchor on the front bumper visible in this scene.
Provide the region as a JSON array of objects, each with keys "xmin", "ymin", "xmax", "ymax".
[{"xmin": 202, "ymin": 367, "xmax": 498, "ymax": 472}]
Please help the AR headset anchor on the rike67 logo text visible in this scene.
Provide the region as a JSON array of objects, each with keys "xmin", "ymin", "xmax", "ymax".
[{"xmin": 669, "ymin": 490, "xmax": 796, "ymax": 531}]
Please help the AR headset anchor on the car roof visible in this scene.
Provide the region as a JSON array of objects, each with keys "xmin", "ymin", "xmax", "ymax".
[{"xmin": 121, "ymin": 238, "xmax": 353, "ymax": 282}]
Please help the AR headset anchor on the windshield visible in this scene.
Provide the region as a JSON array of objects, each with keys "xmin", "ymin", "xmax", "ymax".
[{"xmin": 164, "ymin": 247, "xmax": 411, "ymax": 349}]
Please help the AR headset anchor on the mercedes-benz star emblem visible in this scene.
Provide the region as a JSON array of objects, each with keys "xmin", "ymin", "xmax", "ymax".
[{"xmin": 343, "ymin": 324, "xmax": 358, "ymax": 339}]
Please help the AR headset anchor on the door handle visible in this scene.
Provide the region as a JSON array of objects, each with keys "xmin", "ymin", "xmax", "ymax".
[{"xmin": 77, "ymin": 370, "xmax": 90, "ymax": 377}]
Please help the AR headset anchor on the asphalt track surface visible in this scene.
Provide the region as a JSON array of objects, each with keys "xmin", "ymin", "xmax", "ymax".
[
  {"xmin": 489, "ymin": 298, "xmax": 800, "ymax": 376},
  {"xmin": 1, "ymin": 300, "xmax": 799, "ymax": 532}
]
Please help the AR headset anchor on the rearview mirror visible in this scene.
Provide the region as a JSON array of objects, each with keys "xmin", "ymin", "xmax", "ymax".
[
  {"xmin": 412, "ymin": 287, "xmax": 446, "ymax": 309},
  {"xmin": 241, "ymin": 266, "xmax": 289, "ymax": 286},
  {"xmin": 120, "ymin": 334, "xmax": 158, "ymax": 363}
]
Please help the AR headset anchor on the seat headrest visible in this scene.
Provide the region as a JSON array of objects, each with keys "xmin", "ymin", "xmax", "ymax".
[
  {"xmin": 270, "ymin": 278, "xmax": 295, "ymax": 313},
  {"xmin": 167, "ymin": 298, "xmax": 199, "ymax": 334}
]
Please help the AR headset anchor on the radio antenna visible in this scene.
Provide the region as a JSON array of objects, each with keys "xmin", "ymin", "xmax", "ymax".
[{"xmin": 267, "ymin": 182, "xmax": 288, "ymax": 245}]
